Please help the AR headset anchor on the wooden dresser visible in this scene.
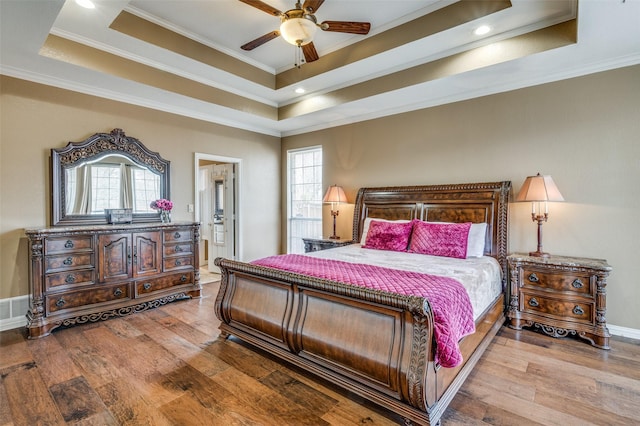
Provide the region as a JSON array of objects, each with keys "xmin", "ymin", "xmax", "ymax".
[
  {"xmin": 25, "ymin": 222, "xmax": 201, "ymax": 338},
  {"xmin": 507, "ymin": 253, "xmax": 612, "ymax": 349}
]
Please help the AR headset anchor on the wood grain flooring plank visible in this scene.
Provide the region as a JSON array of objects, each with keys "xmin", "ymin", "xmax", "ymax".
[
  {"xmin": 49, "ymin": 376, "xmax": 109, "ymax": 423},
  {"xmin": 204, "ymin": 339, "xmax": 275, "ymax": 380},
  {"xmin": 96, "ymin": 379, "xmax": 174, "ymax": 426},
  {"xmin": 80, "ymin": 325, "xmax": 186, "ymax": 407},
  {"xmin": 211, "ymin": 367, "xmax": 332, "ymax": 425},
  {"xmin": 259, "ymin": 369, "xmax": 339, "ymax": 417},
  {"xmin": 0, "ymin": 372, "xmax": 14, "ymax": 425},
  {"xmin": 159, "ymin": 393, "xmax": 227, "ymax": 425},
  {"xmin": 533, "ymin": 388, "xmax": 638, "ymax": 425},
  {"xmin": 65, "ymin": 344, "xmax": 124, "ymax": 389},
  {"xmin": 25, "ymin": 334, "xmax": 82, "ymax": 387},
  {"xmin": 0, "ymin": 329, "xmax": 31, "ymax": 371},
  {"xmin": 443, "ymin": 388, "xmax": 542, "ymax": 426},
  {"xmin": 1, "ymin": 361, "xmax": 65, "ymax": 425}
]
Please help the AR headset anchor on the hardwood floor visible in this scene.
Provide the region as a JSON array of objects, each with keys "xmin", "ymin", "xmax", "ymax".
[{"xmin": 2, "ymin": 277, "xmax": 639, "ymax": 425}]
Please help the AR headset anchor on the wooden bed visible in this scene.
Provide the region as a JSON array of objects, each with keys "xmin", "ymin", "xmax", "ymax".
[{"xmin": 214, "ymin": 181, "xmax": 511, "ymax": 425}]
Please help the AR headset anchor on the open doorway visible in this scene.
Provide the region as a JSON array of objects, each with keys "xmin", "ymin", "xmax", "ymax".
[{"xmin": 194, "ymin": 153, "xmax": 241, "ymax": 273}]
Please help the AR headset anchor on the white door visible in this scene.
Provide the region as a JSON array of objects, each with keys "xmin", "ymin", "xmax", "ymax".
[
  {"xmin": 198, "ymin": 165, "xmax": 215, "ymax": 268},
  {"xmin": 208, "ymin": 163, "xmax": 235, "ymax": 273}
]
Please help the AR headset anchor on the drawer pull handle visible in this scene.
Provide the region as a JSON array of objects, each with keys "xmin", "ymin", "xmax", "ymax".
[
  {"xmin": 528, "ymin": 273, "xmax": 539, "ymax": 283},
  {"xmin": 180, "ymin": 275, "xmax": 187, "ymax": 282},
  {"xmin": 65, "ymin": 274, "xmax": 76, "ymax": 283},
  {"xmin": 175, "ymin": 259, "xmax": 182, "ymax": 266},
  {"xmin": 175, "ymin": 246, "xmax": 183, "ymax": 252},
  {"xmin": 63, "ymin": 257, "xmax": 73, "ymax": 266},
  {"xmin": 143, "ymin": 283, "xmax": 151, "ymax": 290},
  {"xmin": 64, "ymin": 240, "xmax": 74, "ymax": 249},
  {"xmin": 573, "ymin": 305, "xmax": 584, "ymax": 315},
  {"xmin": 572, "ymin": 279, "xmax": 584, "ymax": 289},
  {"xmin": 174, "ymin": 232, "xmax": 181, "ymax": 239},
  {"xmin": 114, "ymin": 288, "xmax": 123, "ymax": 297},
  {"xmin": 528, "ymin": 298, "xmax": 539, "ymax": 307},
  {"xmin": 56, "ymin": 298, "xmax": 66, "ymax": 307}
]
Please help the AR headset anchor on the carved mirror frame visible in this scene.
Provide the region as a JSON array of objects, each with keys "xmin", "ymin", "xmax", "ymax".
[{"xmin": 51, "ymin": 128, "xmax": 170, "ymax": 226}]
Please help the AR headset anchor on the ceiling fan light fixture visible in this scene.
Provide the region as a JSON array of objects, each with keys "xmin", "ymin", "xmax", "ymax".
[{"xmin": 280, "ymin": 17, "xmax": 317, "ymax": 46}]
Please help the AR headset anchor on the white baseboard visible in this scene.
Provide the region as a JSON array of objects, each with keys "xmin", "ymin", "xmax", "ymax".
[
  {"xmin": 0, "ymin": 295, "xmax": 28, "ymax": 332},
  {"xmin": 608, "ymin": 324, "xmax": 640, "ymax": 341}
]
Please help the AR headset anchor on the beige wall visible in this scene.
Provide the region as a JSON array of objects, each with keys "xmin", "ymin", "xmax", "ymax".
[
  {"xmin": 282, "ymin": 65, "xmax": 640, "ymax": 330},
  {"xmin": 0, "ymin": 76, "xmax": 281, "ymax": 299}
]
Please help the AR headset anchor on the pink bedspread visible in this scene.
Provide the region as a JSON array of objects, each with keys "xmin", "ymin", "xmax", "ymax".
[{"xmin": 252, "ymin": 254, "xmax": 475, "ymax": 368}]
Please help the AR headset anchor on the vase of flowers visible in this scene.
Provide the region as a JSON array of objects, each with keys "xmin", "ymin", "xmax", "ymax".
[{"xmin": 151, "ymin": 198, "xmax": 173, "ymax": 223}]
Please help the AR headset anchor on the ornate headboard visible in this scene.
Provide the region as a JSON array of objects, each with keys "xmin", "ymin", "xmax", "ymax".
[{"xmin": 352, "ymin": 181, "xmax": 511, "ymax": 285}]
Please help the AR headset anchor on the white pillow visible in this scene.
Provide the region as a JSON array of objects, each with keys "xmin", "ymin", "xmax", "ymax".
[
  {"xmin": 360, "ymin": 217, "xmax": 412, "ymax": 244},
  {"xmin": 466, "ymin": 223, "xmax": 488, "ymax": 258}
]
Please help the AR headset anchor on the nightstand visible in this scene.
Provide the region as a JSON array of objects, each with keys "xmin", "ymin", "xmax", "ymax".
[
  {"xmin": 302, "ymin": 238, "xmax": 353, "ymax": 253},
  {"xmin": 507, "ymin": 253, "xmax": 612, "ymax": 349}
]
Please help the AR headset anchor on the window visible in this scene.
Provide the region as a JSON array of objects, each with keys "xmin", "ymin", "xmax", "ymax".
[{"xmin": 287, "ymin": 147, "xmax": 322, "ymax": 253}]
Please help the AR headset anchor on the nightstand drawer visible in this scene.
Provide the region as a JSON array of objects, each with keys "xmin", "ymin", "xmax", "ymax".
[
  {"xmin": 521, "ymin": 267, "xmax": 592, "ymax": 296},
  {"xmin": 520, "ymin": 292, "xmax": 593, "ymax": 324}
]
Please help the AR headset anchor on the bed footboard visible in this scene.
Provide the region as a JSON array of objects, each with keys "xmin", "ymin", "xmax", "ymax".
[{"xmin": 214, "ymin": 258, "xmax": 504, "ymax": 425}]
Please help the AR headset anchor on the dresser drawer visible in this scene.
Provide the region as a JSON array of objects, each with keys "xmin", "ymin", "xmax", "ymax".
[
  {"xmin": 45, "ymin": 253, "xmax": 94, "ymax": 272},
  {"xmin": 45, "ymin": 269, "xmax": 95, "ymax": 291},
  {"xmin": 163, "ymin": 256, "xmax": 194, "ymax": 271},
  {"xmin": 163, "ymin": 242, "xmax": 193, "ymax": 256},
  {"xmin": 520, "ymin": 267, "xmax": 592, "ymax": 296},
  {"xmin": 164, "ymin": 229, "xmax": 193, "ymax": 243},
  {"xmin": 46, "ymin": 283, "xmax": 130, "ymax": 314},
  {"xmin": 520, "ymin": 292, "xmax": 593, "ymax": 325},
  {"xmin": 135, "ymin": 272, "xmax": 193, "ymax": 296},
  {"xmin": 45, "ymin": 236, "xmax": 93, "ymax": 254}
]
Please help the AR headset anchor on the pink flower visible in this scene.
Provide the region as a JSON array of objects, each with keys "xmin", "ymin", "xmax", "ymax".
[{"xmin": 150, "ymin": 198, "xmax": 173, "ymax": 211}]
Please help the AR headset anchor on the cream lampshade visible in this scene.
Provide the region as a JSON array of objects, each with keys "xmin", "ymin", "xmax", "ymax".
[
  {"xmin": 516, "ymin": 173, "xmax": 564, "ymax": 257},
  {"xmin": 280, "ymin": 17, "xmax": 317, "ymax": 46},
  {"xmin": 323, "ymin": 185, "xmax": 347, "ymax": 239}
]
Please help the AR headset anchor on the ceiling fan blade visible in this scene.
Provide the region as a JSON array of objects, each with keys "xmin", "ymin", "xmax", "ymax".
[
  {"xmin": 241, "ymin": 31, "xmax": 280, "ymax": 51},
  {"xmin": 321, "ymin": 21, "xmax": 371, "ymax": 35},
  {"xmin": 302, "ymin": 42, "xmax": 319, "ymax": 63},
  {"xmin": 238, "ymin": 0, "xmax": 282, "ymax": 17},
  {"xmin": 302, "ymin": 0, "xmax": 325, "ymax": 13}
]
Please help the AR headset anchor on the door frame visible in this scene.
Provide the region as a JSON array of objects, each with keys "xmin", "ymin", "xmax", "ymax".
[{"xmin": 194, "ymin": 153, "xmax": 242, "ymax": 263}]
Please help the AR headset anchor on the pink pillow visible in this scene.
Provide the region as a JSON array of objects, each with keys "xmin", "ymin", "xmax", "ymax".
[
  {"xmin": 409, "ymin": 221, "xmax": 472, "ymax": 259},
  {"xmin": 362, "ymin": 220, "xmax": 414, "ymax": 252}
]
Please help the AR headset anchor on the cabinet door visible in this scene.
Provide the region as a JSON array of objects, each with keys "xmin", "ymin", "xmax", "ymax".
[
  {"xmin": 98, "ymin": 233, "xmax": 131, "ymax": 282},
  {"xmin": 133, "ymin": 231, "xmax": 162, "ymax": 278}
]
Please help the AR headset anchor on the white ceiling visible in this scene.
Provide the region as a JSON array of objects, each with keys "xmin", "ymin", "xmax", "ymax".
[{"xmin": 1, "ymin": 0, "xmax": 639, "ymax": 137}]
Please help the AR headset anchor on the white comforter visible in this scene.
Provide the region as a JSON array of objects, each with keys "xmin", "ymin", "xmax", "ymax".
[{"xmin": 307, "ymin": 243, "xmax": 502, "ymax": 321}]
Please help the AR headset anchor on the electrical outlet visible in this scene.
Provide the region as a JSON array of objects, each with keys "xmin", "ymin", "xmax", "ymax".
[{"xmin": 187, "ymin": 204, "xmax": 194, "ymax": 213}]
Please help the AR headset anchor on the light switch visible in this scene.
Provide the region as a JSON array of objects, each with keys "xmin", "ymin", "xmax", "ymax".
[{"xmin": 187, "ymin": 204, "xmax": 194, "ymax": 213}]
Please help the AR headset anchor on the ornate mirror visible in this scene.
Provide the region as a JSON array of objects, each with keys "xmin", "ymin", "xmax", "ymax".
[{"xmin": 51, "ymin": 128, "xmax": 170, "ymax": 226}]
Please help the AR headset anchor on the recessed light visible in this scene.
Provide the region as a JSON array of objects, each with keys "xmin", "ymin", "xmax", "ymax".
[
  {"xmin": 474, "ymin": 25, "xmax": 491, "ymax": 36},
  {"xmin": 295, "ymin": 87, "xmax": 305, "ymax": 94},
  {"xmin": 75, "ymin": 0, "xmax": 95, "ymax": 9}
]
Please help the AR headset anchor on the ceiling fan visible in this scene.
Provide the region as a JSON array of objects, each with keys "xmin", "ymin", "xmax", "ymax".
[{"xmin": 239, "ymin": 0, "xmax": 371, "ymax": 64}]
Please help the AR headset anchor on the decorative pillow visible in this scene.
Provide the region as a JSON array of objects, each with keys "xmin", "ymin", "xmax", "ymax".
[
  {"xmin": 360, "ymin": 217, "xmax": 412, "ymax": 244},
  {"xmin": 409, "ymin": 221, "xmax": 472, "ymax": 259},
  {"xmin": 466, "ymin": 223, "xmax": 487, "ymax": 258},
  {"xmin": 362, "ymin": 220, "xmax": 414, "ymax": 252}
]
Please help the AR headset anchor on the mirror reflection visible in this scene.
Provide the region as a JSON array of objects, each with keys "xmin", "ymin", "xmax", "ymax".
[{"xmin": 65, "ymin": 154, "xmax": 161, "ymax": 215}]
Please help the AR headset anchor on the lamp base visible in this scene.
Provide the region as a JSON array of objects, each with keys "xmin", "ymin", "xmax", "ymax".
[
  {"xmin": 328, "ymin": 235, "xmax": 340, "ymax": 240},
  {"xmin": 529, "ymin": 250, "xmax": 550, "ymax": 258}
]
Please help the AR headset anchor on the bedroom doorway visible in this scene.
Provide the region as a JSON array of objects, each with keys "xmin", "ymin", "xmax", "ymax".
[{"xmin": 195, "ymin": 153, "xmax": 241, "ymax": 273}]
